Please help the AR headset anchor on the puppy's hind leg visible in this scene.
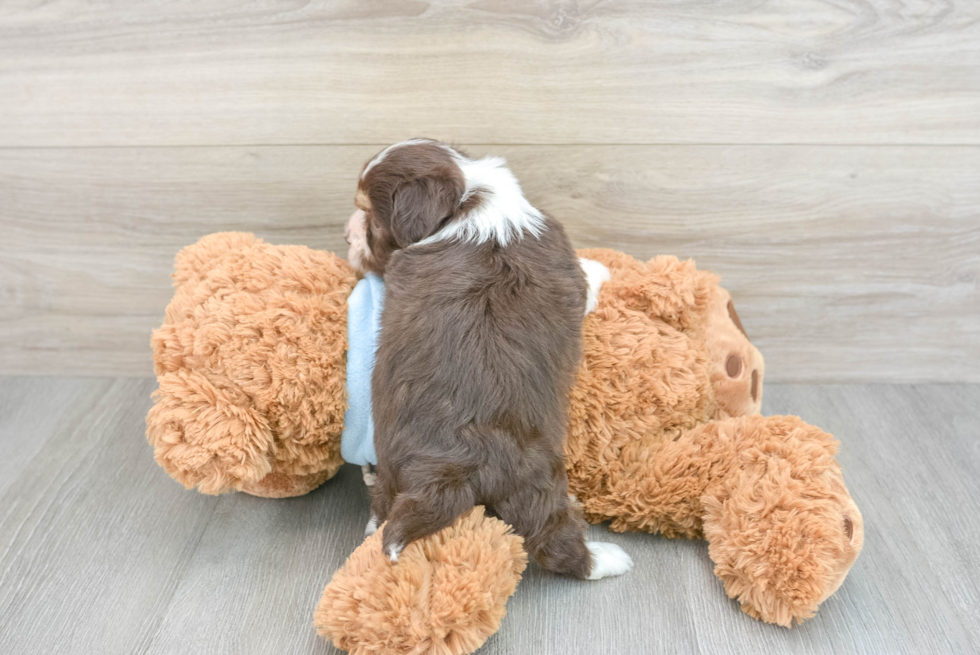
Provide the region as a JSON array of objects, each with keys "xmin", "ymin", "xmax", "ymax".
[
  {"xmin": 584, "ymin": 540, "xmax": 634, "ymax": 580},
  {"xmin": 367, "ymin": 464, "xmax": 397, "ymax": 538},
  {"xmin": 381, "ymin": 470, "xmax": 476, "ymax": 563},
  {"xmin": 497, "ymin": 482, "xmax": 632, "ymax": 580}
]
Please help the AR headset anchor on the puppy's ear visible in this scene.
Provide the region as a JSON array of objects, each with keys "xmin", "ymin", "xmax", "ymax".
[{"xmin": 390, "ymin": 172, "xmax": 463, "ymax": 246}]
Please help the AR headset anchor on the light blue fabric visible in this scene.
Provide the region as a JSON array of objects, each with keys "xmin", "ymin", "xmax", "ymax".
[{"xmin": 340, "ymin": 272, "xmax": 385, "ymax": 466}]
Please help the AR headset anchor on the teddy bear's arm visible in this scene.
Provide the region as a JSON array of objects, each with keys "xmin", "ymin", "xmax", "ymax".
[{"xmin": 573, "ymin": 413, "xmax": 864, "ymax": 627}]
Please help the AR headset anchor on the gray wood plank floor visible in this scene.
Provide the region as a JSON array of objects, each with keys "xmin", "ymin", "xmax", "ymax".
[{"xmin": 1, "ymin": 378, "xmax": 978, "ymax": 655}]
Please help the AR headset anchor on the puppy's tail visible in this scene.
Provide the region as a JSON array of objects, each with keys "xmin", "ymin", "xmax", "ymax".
[{"xmin": 381, "ymin": 479, "xmax": 476, "ymax": 563}]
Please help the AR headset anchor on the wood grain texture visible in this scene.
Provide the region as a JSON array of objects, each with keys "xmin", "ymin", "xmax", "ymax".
[
  {"xmin": 142, "ymin": 467, "xmax": 368, "ymax": 655},
  {"xmin": 0, "ymin": 1, "xmax": 979, "ymax": 146},
  {"xmin": 1, "ymin": 145, "xmax": 977, "ymax": 381},
  {"xmin": 1, "ymin": 379, "xmax": 978, "ymax": 654},
  {"xmin": 0, "ymin": 377, "xmax": 219, "ymax": 655},
  {"xmin": 0, "ymin": 377, "xmax": 101, "ymax": 498}
]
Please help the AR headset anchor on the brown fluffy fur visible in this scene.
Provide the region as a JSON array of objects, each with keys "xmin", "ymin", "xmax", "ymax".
[
  {"xmin": 147, "ymin": 234, "xmax": 864, "ymax": 650},
  {"xmin": 370, "ymin": 223, "xmax": 593, "ymax": 577},
  {"xmin": 354, "ymin": 140, "xmax": 594, "ymax": 578}
]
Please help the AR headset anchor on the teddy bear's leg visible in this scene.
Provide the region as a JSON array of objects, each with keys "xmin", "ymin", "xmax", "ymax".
[
  {"xmin": 698, "ymin": 415, "xmax": 864, "ymax": 626},
  {"xmin": 315, "ymin": 507, "xmax": 528, "ymax": 655},
  {"xmin": 571, "ymin": 413, "xmax": 862, "ymax": 625}
]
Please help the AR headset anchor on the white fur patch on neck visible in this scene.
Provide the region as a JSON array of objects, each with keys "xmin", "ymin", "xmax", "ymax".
[{"xmin": 418, "ymin": 154, "xmax": 546, "ymax": 247}]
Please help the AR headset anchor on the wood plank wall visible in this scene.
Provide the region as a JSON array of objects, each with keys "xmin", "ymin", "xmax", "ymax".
[{"xmin": 1, "ymin": 1, "xmax": 978, "ymax": 381}]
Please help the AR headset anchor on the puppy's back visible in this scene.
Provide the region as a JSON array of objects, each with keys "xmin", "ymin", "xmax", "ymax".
[{"xmin": 375, "ymin": 214, "xmax": 585, "ymax": 455}]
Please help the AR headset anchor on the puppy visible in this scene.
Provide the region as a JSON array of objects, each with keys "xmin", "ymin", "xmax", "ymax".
[{"xmin": 346, "ymin": 139, "xmax": 631, "ymax": 580}]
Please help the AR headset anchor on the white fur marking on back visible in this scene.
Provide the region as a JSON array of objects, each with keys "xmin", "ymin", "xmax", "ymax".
[
  {"xmin": 579, "ymin": 258, "xmax": 610, "ymax": 315},
  {"xmin": 417, "ymin": 154, "xmax": 546, "ymax": 247},
  {"xmin": 586, "ymin": 541, "xmax": 633, "ymax": 580}
]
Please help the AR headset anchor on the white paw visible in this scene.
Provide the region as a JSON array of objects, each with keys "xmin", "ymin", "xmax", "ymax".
[
  {"xmin": 586, "ymin": 542, "xmax": 633, "ymax": 580},
  {"xmin": 579, "ymin": 258, "xmax": 611, "ymax": 315},
  {"xmin": 361, "ymin": 464, "xmax": 377, "ymax": 487},
  {"xmin": 364, "ymin": 514, "xmax": 378, "ymax": 536},
  {"xmin": 387, "ymin": 542, "xmax": 404, "ymax": 563}
]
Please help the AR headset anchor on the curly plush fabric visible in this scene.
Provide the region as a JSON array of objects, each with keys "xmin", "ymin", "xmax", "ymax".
[
  {"xmin": 146, "ymin": 233, "xmax": 357, "ymax": 496},
  {"xmin": 146, "ymin": 236, "xmax": 863, "ymax": 639},
  {"xmin": 699, "ymin": 416, "xmax": 864, "ymax": 626},
  {"xmin": 566, "ymin": 249, "xmax": 861, "ymax": 626},
  {"xmin": 314, "ymin": 507, "xmax": 527, "ymax": 655},
  {"xmin": 566, "ymin": 249, "xmax": 721, "ymax": 529}
]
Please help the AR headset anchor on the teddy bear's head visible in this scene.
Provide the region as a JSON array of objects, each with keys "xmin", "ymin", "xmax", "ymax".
[{"xmin": 146, "ymin": 232, "xmax": 357, "ymax": 497}]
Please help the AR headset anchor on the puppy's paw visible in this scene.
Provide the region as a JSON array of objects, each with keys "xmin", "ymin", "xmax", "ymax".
[
  {"xmin": 361, "ymin": 464, "xmax": 377, "ymax": 487},
  {"xmin": 364, "ymin": 514, "xmax": 378, "ymax": 537},
  {"xmin": 579, "ymin": 258, "xmax": 611, "ymax": 315},
  {"xmin": 585, "ymin": 541, "xmax": 633, "ymax": 580},
  {"xmin": 386, "ymin": 542, "xmax": 404, "ymax": 563}
]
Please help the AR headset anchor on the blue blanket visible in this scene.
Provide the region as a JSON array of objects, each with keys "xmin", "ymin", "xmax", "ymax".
[{"xmin": 340, "ymin": 273, "xmax": 384, "ymax": 466}]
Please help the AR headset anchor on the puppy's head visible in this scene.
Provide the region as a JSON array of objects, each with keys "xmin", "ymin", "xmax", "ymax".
[{"xmin": 346, "ymin": 139, "xmax": 466, "ymax": 275}]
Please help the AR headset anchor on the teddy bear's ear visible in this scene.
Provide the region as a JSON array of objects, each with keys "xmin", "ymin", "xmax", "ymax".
[{"xmin": 172, "ymin": 232, "xmax": 260, "ymax": 288}]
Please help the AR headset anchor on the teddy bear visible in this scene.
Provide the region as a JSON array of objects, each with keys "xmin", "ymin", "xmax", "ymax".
[{"xmin": 146, "ymin": 232, "xmax": 864, "ymax": 655}]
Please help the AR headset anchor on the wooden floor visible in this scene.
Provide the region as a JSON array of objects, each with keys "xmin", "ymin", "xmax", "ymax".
[{"xmin": 1, "ymin": 378, "xmax": 978, "ymax": 655}]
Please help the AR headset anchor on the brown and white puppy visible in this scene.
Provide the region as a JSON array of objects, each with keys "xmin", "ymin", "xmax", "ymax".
[{"xmin": 347, "ymin": 139, "xmax": 629, "ymax": 580}]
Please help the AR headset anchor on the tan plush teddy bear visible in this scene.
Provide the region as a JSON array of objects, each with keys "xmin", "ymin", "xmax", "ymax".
[{"xmin": 146, "ymin": 233, "xmax": 863, "ymax": 655}]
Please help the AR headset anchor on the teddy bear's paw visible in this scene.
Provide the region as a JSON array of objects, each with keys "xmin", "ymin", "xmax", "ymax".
[
  {"xmin": 315, "ymin": 506, "xmax": 528, "ymax": 655},
  {"xmin": 585, "ymin": 541, "xmax": 634, "ymax": 580}
]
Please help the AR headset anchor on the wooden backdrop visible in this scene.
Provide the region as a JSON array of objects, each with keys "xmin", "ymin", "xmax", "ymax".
[{"xmin": 1, "ymin": 1, "xmax": 978, "ymax": 381}]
